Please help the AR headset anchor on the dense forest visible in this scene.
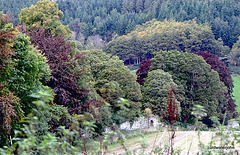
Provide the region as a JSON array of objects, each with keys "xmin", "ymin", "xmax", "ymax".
[
  {"xmin": 0, "ymin": 0, "xmax": 240, "ymax": 154},
  {"xmin": 2, "ymin": 0, "xmax": 240, "ymax": 47}
]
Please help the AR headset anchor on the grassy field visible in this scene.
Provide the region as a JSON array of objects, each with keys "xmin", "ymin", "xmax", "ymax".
[{"xmin": 233, "ymin": 76, "xmax": 240, "ymax": 112}]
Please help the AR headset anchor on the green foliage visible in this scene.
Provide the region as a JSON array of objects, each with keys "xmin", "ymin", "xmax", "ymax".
[
  {"xmin": 3, "ymin": 0, "xmax": 240, "ymax": 48},
  {"xmin": 0, "ymin": 84, "xmax": 21, "ymax": 147},
  {"xmin": 79, "ymin": 49, "xmax": 142, "ymax": 101},
  {"xmin": 78, "ymin": 50, "xmax": 142, "ymax": 126},
  {"xmin": 0, "ymin": 91, "xmax": 141, "ymax": 155},
  {"xmin": 198, "ymin": 117, "xmax": 240, "ymax": 154},
  {"xmin": 9, "ymin": 33, "xmax": 51, "ymax": 114},
  {"xmin": 142, "ymin": 69, "xmax": 183, "ymax": 118},
  {"xmin": 151, "ymin": 50, "xmax": 229, "ymax": 123},
  {"xmin": 230, "ymin": 37, "xmax": 240, "ymax": 65},
  {"xmin": 56, "ymin": 0, "xmax": 240, "ymax": 47},
  {"xmin": 18, "ymin": 0, "xmax": 71, "ymax": 38},
  {"xmin": 0, "ymin": 0, "xmax": 39, "ymax": 25},
  {"xmin": 0, "ymin": 13, "xmax": 51, "ymax": 147},
  {"xmin": 0, "ymin": 90, "xmax": 86, "ymax": 155},
  {"xmin": 28, "ymin": 91, "xmax": 74, "ymax": 138},
  {"xmin": 0, "ymin": 12, "xmax": 16, "ymax": 82},
  {"xmin": 104, "ymin": 19, "xmax": 228, "ymax": 65}
]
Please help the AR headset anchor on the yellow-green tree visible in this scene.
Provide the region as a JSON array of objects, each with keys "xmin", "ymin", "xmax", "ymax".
[
  {"xmin": 104, "ymin": 19, "xmax": 229, "ymax": 65},
  {"xmin": 19, "ymin": 0, "xmax": 71, "ymax": 38}
]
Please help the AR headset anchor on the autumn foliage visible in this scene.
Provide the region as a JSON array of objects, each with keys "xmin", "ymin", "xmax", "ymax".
[
  {"xmin": 162, "ymin": 86, "xmax": 178, "ymax": 154},
  {"xmin": 136, "ymin": 59, "xmax": 151, "ymax": 85},
  {"xmin": 0, "ymin": 13, "xmax": 16, "ymax": 77},
  {"xmin": 28, "ymin": 28, "xmax": 89, "ymax": 114},
  {"xmin": 195, "ymin": 52, "xmax": 233, "ymax": 93},
  {"xmin": 0, "ymin": 13, "xmax": 17, "ymax": 131},
  {"xmin": 195, "ymin": 52, "xmax": 237, "ymax": 114},
  {"xmin": 0, "ymin": 84, "xmax": 19, "ymax": 131},
  {"xmin": 0, "ymin": 13, "xmax": 18, "ymax": 146},
  {"xmin": 161, "ymin": 86, "xmax": 178, "ymax": 126}
]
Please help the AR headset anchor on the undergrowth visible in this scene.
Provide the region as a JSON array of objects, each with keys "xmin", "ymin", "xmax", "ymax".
[{"xmin": 1, "ymin": 90, "xmax": 240, "ymax": 154}]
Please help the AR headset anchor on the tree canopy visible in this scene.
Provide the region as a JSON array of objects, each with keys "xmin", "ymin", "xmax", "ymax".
[
  {"xmin": 78, "ymin": 50, "xmax": 142, "ymax": 126},
  {"xmin": 195, "ymin": 52, "xmax": 233, "ymax": 94},
  {"xmin": 0, "ymin": 13, "xmax": 19, "ymax": 146},
  {"xmin": 230, "ymin": 37, "xmax": 240, "ymax": 66},
  {"xmin": 10, "ymin": 33, "xmax": 51, "ymax": 114},
  {"xmin": 28, "ymin": 28, "xmax": 89, "ymax": 114},
  {"xmin": 142, "ymin": 69, "xmax": 184, "ymax": 118},
  {"xmin": 136, "ymin": 59, "xmax": 151, "ymax": 85},
  {"xmin": 0, "ymin": 13, "xmax": 51, "ymax": 146},
  {"xmin": 19, "ymin": 0, "xmax": 71, "ymax": 38},
  {"xmin": 1, "ymin": 0, "xmax": 240, "ymax": 151},
  {"xmin": 151, "ymin": 50, "xmax": 229, "ymax": 122},
  {"xmin": 2, "ymin": 0, "xmax": 240, "ymax": 48},
  {"xmin": 104, "ymin": 20, "xmax": 229, "ymax": 65},
  {"xmin": 195, "ymin": 52, "xmax": 236, "ymax": 115},
  {"xmin": 0, "ymin": 12, "xmax": 16, "ymax": 76}
]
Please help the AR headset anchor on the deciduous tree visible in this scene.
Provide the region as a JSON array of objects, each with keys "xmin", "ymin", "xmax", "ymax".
[
  {"xmin": 142, "ymin": 69, "xmax": 183, "ymax": 118},
  {"xmin": 0, "ymin": 12, "xmax": 16, "ymax": 80},
  {"xmin": 104, "ymin": 20, "xmax": 227, "ymax": 65},
  {"xmin": 10, "ymin": 33, "xmax": 51, "ymax": 114},
  {"xmin": 195, "ymin": 52, "xmax": 237, "ymax": 116},
  {"xmin": 230, "ymin": 37, "xmax": 240, "ymax": 65},
  {"xmin": 78, "ymin": 50, "xmax": 142, "ymax": 125},
  {"xmin": 0, "ymin": 13, "xmax": 51, "ymax": 146},
  {"xmin": 19, "ymin": 1, "xmax": 71, "ymax": 38},
  {"xmin": 28, "ymin": 28, "xmax": 89, "ymax": 114},
  {"xmin": 195, "ymin": 52, "xmax": 233, "ymax": 93},
  {"xmin": 136, "ymin": 59, "xmax": 151, "ymax": 85},
  {"xmin": 151, "ymin": 50, "xmax": 229, "ymax": 123}
]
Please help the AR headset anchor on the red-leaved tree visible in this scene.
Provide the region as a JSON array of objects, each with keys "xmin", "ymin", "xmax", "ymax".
[
  {"xmin": 195, "ymin": 52, "xmax": 233, "ymax": 92},
  {"xmin": 136, "ymin": 59, "xmax": 151, "ymax": 85},
  {"xmin": 0, "ymin": 13, "xmax": 19, "ymax": 147},
  {"xmin": 195, "ymin": 52, "xmax": 237, "ymax": 115},
  {"xmin": 28, "ymin": 28, "xmax": 89, "ymax": 114},
  {"xmin": 0, "ymin": 13, "xmax": 16, "ymax": 78},
  {"xmin": 0, "ymin": 84, "xmax": 18, "ymax": 131}
]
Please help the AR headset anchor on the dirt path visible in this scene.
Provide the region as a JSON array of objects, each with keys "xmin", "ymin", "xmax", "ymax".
[{"xmin": 106, "ymin": 130, "xmax": 240, "ymax": 155}]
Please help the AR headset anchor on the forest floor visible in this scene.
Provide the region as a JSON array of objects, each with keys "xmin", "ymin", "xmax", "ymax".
[{"xmin": 106, "ymin": 128, "xmax": 240, "ymax": 155}]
